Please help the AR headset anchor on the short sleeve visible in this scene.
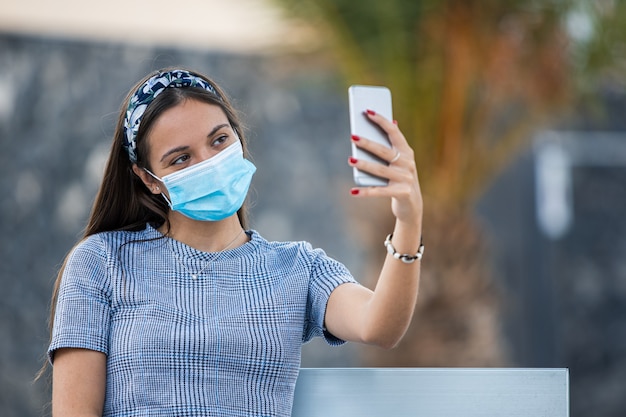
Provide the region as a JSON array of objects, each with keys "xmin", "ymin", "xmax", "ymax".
[
  {"xmin": 303, "ymin": 245, "xmax": 358, "ymax": 345},
  {"xmin": 48, "ymin": 236, "xmax": 112, "ymax": 363}
]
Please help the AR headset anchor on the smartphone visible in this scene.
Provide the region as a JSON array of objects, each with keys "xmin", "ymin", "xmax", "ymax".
[{"xmin": 348, "ymin": 85, "xmax": 393, "ymax": 187}]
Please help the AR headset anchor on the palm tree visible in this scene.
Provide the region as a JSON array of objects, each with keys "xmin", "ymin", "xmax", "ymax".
[{"xmin": 273, "ymin": 0, "xmax": 626, "ymax": 366}]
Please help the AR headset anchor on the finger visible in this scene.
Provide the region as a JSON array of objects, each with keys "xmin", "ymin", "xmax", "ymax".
[
  {"xmin": 364, "ymin": 110, "xmax": 410, "ymax": 150},
  {"xmin": 348, "ymin": 155, "xmax": 415, "ymax": 184},
  {"xmin": 348, "ymin": 156, "xmax": 388, "ymax": 181},
  {"xmin": 349, "ymin": 181, "xmax": 414, "ymax": 199},
  {"xmin": 351, "ymin": 134, "xmax": 412, "ymax": 165}
]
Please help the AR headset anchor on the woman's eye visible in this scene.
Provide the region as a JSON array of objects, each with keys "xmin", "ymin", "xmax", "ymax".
[
  {"xmin": 172, "ymin": 154, "xmax": 190, "ymax": 165},
  {"xmin": 213, "ymin": 134, "xmax": 229, "ymax": 147}
]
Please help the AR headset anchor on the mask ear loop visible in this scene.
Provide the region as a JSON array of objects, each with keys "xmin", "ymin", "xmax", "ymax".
[{"xmin": 143, "ymin": 168, "xmax": 173, "ymax": 208}]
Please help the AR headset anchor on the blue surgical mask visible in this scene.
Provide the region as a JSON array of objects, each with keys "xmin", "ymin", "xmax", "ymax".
[{"xmin": 146, "ymin": 140, "xmax": 256, "ymax": 221}]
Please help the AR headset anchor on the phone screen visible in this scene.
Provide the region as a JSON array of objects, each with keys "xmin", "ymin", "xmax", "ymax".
[{"xmin": 348, "ymin": 85, "xmax": 393, "ymax": 187}]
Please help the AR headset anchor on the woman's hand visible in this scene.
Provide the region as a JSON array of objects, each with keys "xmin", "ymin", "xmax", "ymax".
[{"xmin": 348, "ymin": 110, "xmax": 423, "ymax": 228}]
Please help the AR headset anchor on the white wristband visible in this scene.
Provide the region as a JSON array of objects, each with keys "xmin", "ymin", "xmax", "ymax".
[{"xmin": 384, "ymin": 234, "xmax": 424, "ymax": 263}]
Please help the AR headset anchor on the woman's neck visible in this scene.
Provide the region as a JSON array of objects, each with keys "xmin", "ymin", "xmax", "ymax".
[{"xmin": 159, "ymin": 213, "xmax": 247, "ymax": 253}]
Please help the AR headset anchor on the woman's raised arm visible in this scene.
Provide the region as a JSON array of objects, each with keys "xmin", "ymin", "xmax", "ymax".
[{"xmin": 325, "ymin": 110, "xmax": 423, "ymax": 349}]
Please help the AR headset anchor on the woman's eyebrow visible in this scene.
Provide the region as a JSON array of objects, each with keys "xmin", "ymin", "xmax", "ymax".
[
  {"xmin": 208, "ymin": 123, "xmax": 230, "ymax": 137},
  {"xmin": 159, "ymin": 123, "xmax": 231, "ymax": 163},
  {"xmin": 160, "ymin": 145, "xmax": 190, "ymax": 163}
]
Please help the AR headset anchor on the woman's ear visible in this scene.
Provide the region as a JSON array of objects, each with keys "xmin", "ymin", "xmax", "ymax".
[{"xmin": 132, "ymin": 164, "xmax": 161, "ymax": 195}]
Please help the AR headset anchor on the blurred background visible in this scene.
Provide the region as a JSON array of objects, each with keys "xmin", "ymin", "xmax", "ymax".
[{"xmin": 1, "ymin": 0, "xmax": 626, "ymax": 416}]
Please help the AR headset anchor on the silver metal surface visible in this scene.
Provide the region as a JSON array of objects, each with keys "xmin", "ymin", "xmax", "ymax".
[{"xmin": 292, "ymin": 368, "xmax": 569, "ymax": 417}]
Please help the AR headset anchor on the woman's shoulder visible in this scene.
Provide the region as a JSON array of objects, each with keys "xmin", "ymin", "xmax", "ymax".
[
  {"xmin": 72, "ymin": 224, "xmax": 160, "ymax": 257},
  {"xmin": 248, "ymin": 230, "xmax": 323, "ymax": 259}
]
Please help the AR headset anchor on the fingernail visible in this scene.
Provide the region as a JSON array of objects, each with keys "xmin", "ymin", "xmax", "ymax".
[
  {"xmin": 351, "ymin": 188, "xmax": 360, "ymax": 195},
  {"xmin": 366, "ymin": 109, "xmax": 376, "ymax": 116},
  {"xmin": 351, "ymin": 134, "xmax": 360, "ymax": 141},
  {"xmin": 393, "ymin": 120, "xmax": 398, "ymax": 125},
  {"xmin": 349, "ymin": 157, "xmax": 358, "ymax": 164}
]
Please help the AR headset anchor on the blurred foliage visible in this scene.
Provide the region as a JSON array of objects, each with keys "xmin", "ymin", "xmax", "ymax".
[
  {"xmin": 272, "ymin": 0, "xmax": 626, "ymax": 368},
  {"xmin": 274, "ymin": 0, "xmax": 626, "ymax": 206}
]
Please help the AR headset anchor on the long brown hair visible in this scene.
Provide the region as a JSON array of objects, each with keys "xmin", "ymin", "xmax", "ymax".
[{"xmin": 41, "ymin": 67, "xmax": 250, "ymax": 374}]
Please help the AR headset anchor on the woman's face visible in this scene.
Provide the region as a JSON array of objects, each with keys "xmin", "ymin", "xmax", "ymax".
[{"xmin": 144, "ymin": 98, "xmax": 238, "ymax": 178}]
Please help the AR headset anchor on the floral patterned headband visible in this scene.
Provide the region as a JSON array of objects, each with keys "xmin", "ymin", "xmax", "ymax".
[{"xmin": 122, "ymin": 69, "xmax": 219, "ymax": 163}]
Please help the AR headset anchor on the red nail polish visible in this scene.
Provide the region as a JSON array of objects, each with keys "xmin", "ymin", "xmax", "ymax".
[
  {"xmin": 351, "ymin": 188, "xmax": 360, "ymax": 195},
  {"xmin": 351, "ymin": 134, "xmax": 360, "ymax": 141},
  {"xmin": 349, "ymin": 157, "xmax": 358, "ymax": 164},
  {"xmin": 366, "ymin": 109, "xmax": 376, "ymax": 116}
]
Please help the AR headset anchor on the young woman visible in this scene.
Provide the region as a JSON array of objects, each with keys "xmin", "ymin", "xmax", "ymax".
[{"xmin": 48, "ymin": 68, "xmax": 424, "ymax": 417}]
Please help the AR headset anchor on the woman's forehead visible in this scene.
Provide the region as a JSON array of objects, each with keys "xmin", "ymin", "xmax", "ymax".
[{"xmin": 150, "ymin": 100, "xmax": 229, "ymax": 139}]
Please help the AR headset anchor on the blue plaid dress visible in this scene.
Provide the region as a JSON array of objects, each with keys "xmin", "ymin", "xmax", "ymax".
[{"xmin": 49, "ymin": 224, "xmax": 356, "ymax": 417}]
